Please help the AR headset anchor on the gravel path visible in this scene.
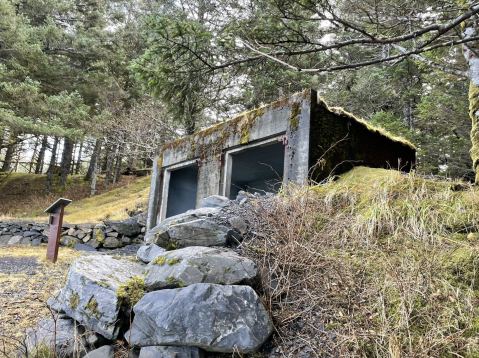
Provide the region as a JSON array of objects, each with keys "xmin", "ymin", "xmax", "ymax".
[{"xmin": 0, "ymin": 256, "xmax": 38, "ymax": 275}]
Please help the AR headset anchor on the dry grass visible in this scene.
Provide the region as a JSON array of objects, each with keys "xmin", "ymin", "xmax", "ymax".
[
  {"xmin": 0, "ymin": 245, "xmax": 81, "ymax": 354},
  {"xmin": 0, "ymin": 172, "xmax": 150, "ymax": 223},
  {"xmin": 238, "ymin": 167, "xmax": 479, "ymax": 357}
]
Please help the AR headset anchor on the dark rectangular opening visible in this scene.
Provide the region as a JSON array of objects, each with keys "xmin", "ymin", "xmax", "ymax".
[
  {"xmin": 166, "ymin": 165, "xmax": 198, "ymax": 218},
  {"xmin": 229, "ymin": 142, "xmax": 285, "ymax": 199}
]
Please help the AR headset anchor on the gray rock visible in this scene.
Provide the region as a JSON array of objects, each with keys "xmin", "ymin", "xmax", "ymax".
[
  {"xmin": 42, "ymin": 228, "xmax": 50, "ymax": 236},
  {"xmin": 61, "ymin": 235, "xmax": 80, "ymax": 247},
  {"xmin": 92, "ymin": 228, "xmax": 105, "ymax": 244},
  {"xmin": 124, "ymin": 327, "xmax": 156, "ymax": 347},
  {"xmin": 136, "ymin": 244, "xmax": 165, "ymax": 264},
  {"xmin": 61, "ymin": 254, "xmax": 146, "ymax": 340},
  {"xmin": 122, "ymin": 236, "xmax": 132, "ymax": 245},
  {"xmin": 77, "ymin": 223, "xmax": 95, "ymax": 231},
  {"xmin": 19, "ymin": 237, "xmax": 31, "ymax": 245},
  {"xmin": 153, "ymin": 219, "xmax": 230, "ymax": 249},
  {"xmin": 200, "ymin": 195, "xmax": 230, "ymax": 209},
  {"xmin": 130, "ymin": 284, "xmax": 273, "ymax": 353},
  {"xmin": 144, "ymin": 247, "xmax": 259, "ymax": 290},
  {"xmin": 75, "ymin": 230, "xmax": 87, "ymax": 239},
  {"xmin": 74, "ymin": 243, "xmax": 97, "ymax": 252},
  {"xmin": 46, "ymin": 289, "xmax": 65, "ymax": 313},
  {"xmin": 103, "ymin": 236, "xmax": 122, "ymax": 248},
  {"xmin": 139, "ymin": 346, "xmax": 205, "ymax": 358},
  {"xmin": 31, "ymin": 238, "xmax": 42, "ymax": 246},
  {"xmin": 68, "ymin": 227, "xmax": 76, "ymax": 236},
  {"xmin": 0, "ymin": 235, "xmax": 11, "ymax": 244},
  {"xmin": 82, "ymin": 234, "xmax": 91, "ymax": 243},
  {"xmin": 23, "ymin": 230, "xmax": 40, "ymax": 237},
  {"xmin": 145, "ymin": 208, "xmax": 221, "ymax": 245},
  {"xmin": 229, "ymin": 216, "xmax": 248, "ymax": 234},
  {"xmin": 106, "ymin": 231, "xmax": 119, "ymax": 237},
  {"xmin": 85, "ymin": 345, "xmax": 114, "ymax": 358},
  {"xmin": 26, "ymin": 318, "xmax": 105, "ymax": 357},
  {"xmin": 8, "ymin": 235, "xmax": 22, "ymax": 245},
  {"xmin": 84, "ymin": 239, "xmax": 101, "ymax": 249},
  {"xmin": 104, "ymin": 217, "xmax": 141, "ymax": 237}
]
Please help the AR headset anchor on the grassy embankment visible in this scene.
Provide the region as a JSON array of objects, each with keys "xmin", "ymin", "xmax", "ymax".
[
  {"xmin": 242, "ymin": 167, "xmax": 479, "ymax": 357},
  {"xmin": 0, "ymin": 172, "xmax": 151, "ymax": 223}
]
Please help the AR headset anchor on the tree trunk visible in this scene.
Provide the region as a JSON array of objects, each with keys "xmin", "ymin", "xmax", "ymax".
[
  {"xmin": 128, "ymin": 152, "xmax": 138, "ymax": 170},
  {"xmin": 75, "ymin": 141, "xmax": 83, "ymax": 175},
  {"xmin": 59, "ymin": 137, "xmax": 74, "ymax": 187},
  {"xmin": 29, "ymin": 136, "xmax": 40, "ymax": 173},
  {"xmin": 113, "ymin": 154, "xmax": 122, "ymax": 185},
  {"xmin": 90, "ymin": 150, "xmax": 98, "ymax": 197},
  {"xmin": 103, "ymin": 145, "xmax": 116, "ymax": 188},
  {"xmin": 1, "ymin": 140, "xmax": 16, "ymax": 172},
  {"xmin": 463, "ymin": 28, "xmax": 479, "ymax": 184},
  {"xmin": 46, "ymin": 137, "xmax": 59, "ymax": 193},
  {"xmin": 35, "ymin": 135, "xmax": 48, "ymax": 174},
  {"xmin": 70, "ymin": 143, "xmax": 77, "ymax": 175},
  {"xmin": 86, "ymin": 139, "xmax": 101, "ymax": 180}
]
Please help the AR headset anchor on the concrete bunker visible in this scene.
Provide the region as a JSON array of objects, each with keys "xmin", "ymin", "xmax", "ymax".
[{"xmin": 147, "ymin": 89, "xmax": 416, "ymax": 230}]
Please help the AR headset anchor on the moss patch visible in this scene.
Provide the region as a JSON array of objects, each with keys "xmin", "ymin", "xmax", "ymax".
[
  {"xmin": 151, "ymin": 256, "xmax": 166, "ymax": 265},
  {"xmin": 69, "ymin": 292, "xmax": 80, "ymax": 310},
  {"xmin": 116, "ymin": 277, "xmax": 146, "ymax": 308},
  {"xmin": 168, "ymin": 258, "xmax": 182, "ymax": 265},
  {"xmin": 85, "ymin": 298, "xmax": 101, "ymax": 319}
]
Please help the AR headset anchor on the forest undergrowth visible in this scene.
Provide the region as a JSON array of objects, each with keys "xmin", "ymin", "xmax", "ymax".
[{"xmin": 239, "ymin": 167, "xmax": 479, "ymax": 358}]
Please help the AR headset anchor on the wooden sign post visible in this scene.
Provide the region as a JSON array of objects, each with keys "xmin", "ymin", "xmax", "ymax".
[{"xmin": 44, "ymin": 198, "xmax": 72, "ymax": 263}]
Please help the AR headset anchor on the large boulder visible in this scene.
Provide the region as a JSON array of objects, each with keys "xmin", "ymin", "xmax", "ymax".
[
  {"xmin": 61, "ymin": 254, "xmax": 146, "ymax": 340},
  {"xmin": 129, "ymin": 284, "xmax": 273, "ymax": 353},
  {"xmin": 137, "ymin": 244, "xmax": 165, "ymax": 264},
  {"xmin": 26, "ymin": 318, "xmax": 106, "ymax": 357},
  {"xmin": 153, "ymin": 219, "xmax": 233, "ymax": 250},
  {"xmin": 144, "ymin": 247, "xmax": 259, "ymax": 290},
  {"xmin": 200, "ymin": 195, "xmax": 230, "ymax": 208},
  {"xmin": 105, "ymin": 217, "xmax": 141, "ymax": 237},
  {"xmin": 139, "ymin": 346, "xmax": 205, "ymax": 358},
  {"xmin": 145, "ymin": 208, "xmax": 221, "ymax": 245}
]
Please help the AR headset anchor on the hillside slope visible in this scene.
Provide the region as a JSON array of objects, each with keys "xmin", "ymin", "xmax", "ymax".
[{"xmin": 0, "ymin": 172, "xmax": 150, "ymax": 223}]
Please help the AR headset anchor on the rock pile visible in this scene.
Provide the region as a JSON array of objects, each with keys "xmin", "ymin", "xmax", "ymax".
[
  {"xmin": 0, "ymin": 214, "xmax": 147, "ymax": 251},
  {"xmin": 30, "ymin": 194, "xmax": 273, "ymax": 357}
]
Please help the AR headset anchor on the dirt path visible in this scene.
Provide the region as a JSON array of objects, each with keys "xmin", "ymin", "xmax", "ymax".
[{"xmin": 0, "ymin": 245, "xmax": 81, "ymax": 353}]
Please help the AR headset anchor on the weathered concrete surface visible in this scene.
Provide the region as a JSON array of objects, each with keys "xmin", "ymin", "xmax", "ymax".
[
  {"xmin": 26, "ymin": 318, "xmax": 106, "ymax": 357},
  {"xmin": 61, "ymin": 254, "xmax": 146, "ymax": 340},
  {"xmin": 139, "ymin": 346, "xmax": 205, "ymax": 358},
  {"xmin": 136, "ymin": 244, "xmax": 165, "ymax": 264},
  {"xmin": 130, "ymin": 283, "xmax": 273, "ymax": 353},
  {"xmin": 145, "ymin": 208, "xmax": 221, "ymax": 245},
  {"xmin": 144, "ymin": 246, "xmax": 259, "ymax": 290}
]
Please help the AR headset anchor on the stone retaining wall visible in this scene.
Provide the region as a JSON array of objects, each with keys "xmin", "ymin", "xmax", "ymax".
[{"xmin": 0, "ymin": 214, "xmax": 146, "ymax": 251}]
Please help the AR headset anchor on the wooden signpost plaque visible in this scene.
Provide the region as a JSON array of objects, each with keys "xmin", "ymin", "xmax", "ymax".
[{"xmin": 44, "ymin": 198, "xmax": 72, "ymax": 263}]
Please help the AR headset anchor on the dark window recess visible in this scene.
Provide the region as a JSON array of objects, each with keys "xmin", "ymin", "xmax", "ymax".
[
  {"xmin": 166, "ymin": 165, "xmax": 198, "ymax": 218},
  {"xmin": 230, "ymin": 142, "xmax": 285, "ymax": 199}
]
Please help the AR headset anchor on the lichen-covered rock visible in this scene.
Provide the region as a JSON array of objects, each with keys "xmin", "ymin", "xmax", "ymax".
[
  {"xmin": 8, "ymin": 235, "xmax": 22, "ymax": 245},
  {"xmin": 144, "ymin": 247, "xmax": 259, "ymax": 290},
  {"xmin": 105, "ymin": 217, "xmax": 141, "ymax": 237},
  {"xmin": 200, "ymin": 195, "xmax": 230, "ymax": 208},
  {"xmin": 26, "ymin": 318, "xmax": 106, "ymax": 357},
  {"xmin": 153, "ymin": 219, "xmax": 231, "ymax": 250},
  {"xmin": 139, "ymin": 346, "xmax": 205, "ymax": 358},
  {"xmin": 61, "ymin": 235, "xmax": 80, "ymax": 247},
  {"xmin": 46, "ymin": 289, "xmax": 65, "ymax": 313},
  {"xmin": 61, "ymin": 254, "xmax": 146, "ymax": 340},
  {"xmin": 130, "ymin": 283, "xmax": 273, "ymax": 353},
  {"xmin": 145, "ymin": 208, "xmax": 221, "ymax": 245},
  {"xmin": 137, "ymin": 244, "xmax": 165, "ymax": 264}
]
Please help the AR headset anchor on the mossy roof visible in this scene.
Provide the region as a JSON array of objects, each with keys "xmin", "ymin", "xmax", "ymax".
[{"xmin": 159, "ymin": 89, "xmax": 415, "ymax": 155}]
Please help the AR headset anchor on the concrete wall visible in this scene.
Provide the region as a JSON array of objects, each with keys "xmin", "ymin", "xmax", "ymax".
[{"xmin": 147, "ymin": 89, "xmax": 416, "ymax": 231}]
